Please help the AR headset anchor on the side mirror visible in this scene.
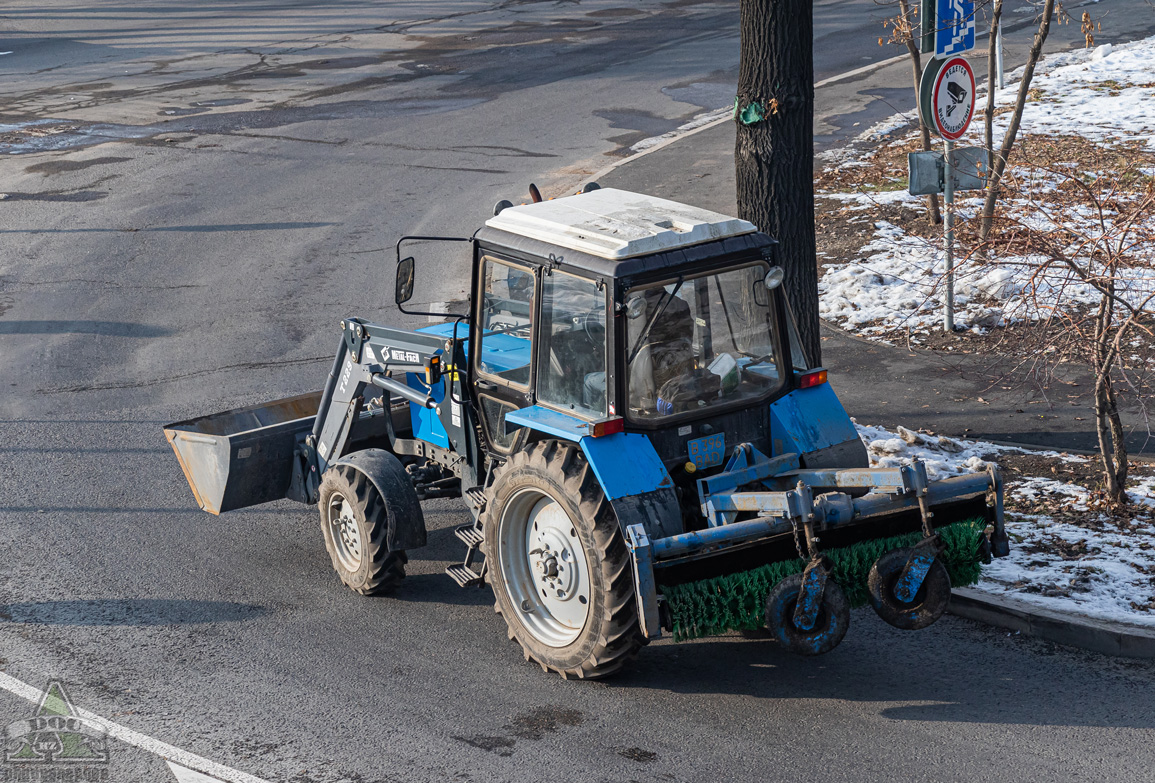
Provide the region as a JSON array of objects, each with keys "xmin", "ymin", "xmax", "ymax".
[
  {"xmin": 395, "ymin": 256, "xmax": 415, "ymax": 305},
  {"xmin": 764, "ymin": 267, "xmax": 784, "ymax": 290}
]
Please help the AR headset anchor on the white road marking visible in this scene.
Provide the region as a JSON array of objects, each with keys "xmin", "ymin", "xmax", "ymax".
[
  {"xmin": 0, "ymin": 671, "xmax": 272, "ymax": 783},
  {"xmin": 590, "ymin": 52, "xmax": 911, "ymax": 182},
  {"xmin": 169, "ymin": 761, "xmax": 228, "ymax": 782}
]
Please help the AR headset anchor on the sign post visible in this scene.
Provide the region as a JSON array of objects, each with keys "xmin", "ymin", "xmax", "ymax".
[
  {"xmin": 943, "ymin": 139, "xmax": 955, "ymax": 331},
  {"xmin": 919, "ymin": 55, "xmax": 975, "ymax": 332},
  {"xmin": 917, "ymin": 0, "xmax": 977, "ymax": 332}
]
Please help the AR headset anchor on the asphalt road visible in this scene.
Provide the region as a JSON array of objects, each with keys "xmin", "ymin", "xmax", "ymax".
[{"xmin": 2, "ymin": 2, "xmax": 1154, "ymax": 782}]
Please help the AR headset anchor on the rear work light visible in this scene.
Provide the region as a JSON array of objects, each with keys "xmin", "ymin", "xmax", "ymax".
[
  {"xmin": 797, "ymin": 368, "xmax": 828, "ymax": 389},
  {"xmin": 589, "ymin": 416, "xmax": 625, "ymax": 438}
]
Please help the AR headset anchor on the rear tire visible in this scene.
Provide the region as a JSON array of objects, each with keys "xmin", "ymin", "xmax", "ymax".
[
  {"xmin": 319, "ymin": 463, "xmax": 409, "ymax": 595},
  {"xmin": 481, "ymin": 440, "xmax": 643, "ymax": 679}
]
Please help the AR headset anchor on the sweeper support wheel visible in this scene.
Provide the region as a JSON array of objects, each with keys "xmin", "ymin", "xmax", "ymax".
[
  {"xmin": 867, "ymin": 546, "xmax": 952, "ymax": 630},
  {"xmin": 764, "ymin": 570, "xmax": 851, "ymax": 656}
]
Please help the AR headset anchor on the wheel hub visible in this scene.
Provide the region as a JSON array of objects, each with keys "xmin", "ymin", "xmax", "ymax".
[
  {"xmin": 327, "ymin": 494, "xmax": 362, "ymax": 572},
  {"xmin": 532, "ymin": 526, "xmax": 579, "ymax": 601},
  {"xmin": 498, "ymin": 489, "xmax": 592, "ymax": 647}
]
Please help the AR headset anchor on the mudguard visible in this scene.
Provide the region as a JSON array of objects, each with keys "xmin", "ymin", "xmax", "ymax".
[
  {"xmin": 769, "ymin": 383, "xmax": 868, "ymax": 468},
  {"xmin": 335, "ymin": 449, "xmax": 427, "ymax": 551},
  {"xmin": 580, "ymin": 432, "xmax": 683, "ymax": 539},
  {"xmin": 504, "ymin": 406, "xmax": 682, "ymax": 539}
]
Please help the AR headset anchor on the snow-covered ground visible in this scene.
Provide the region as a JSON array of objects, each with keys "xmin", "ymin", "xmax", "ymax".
[
  {"xmin": 817, "ymin": 34, "xmax": 1155, "ymax": 339},
  {"xmin": 992, "ymin": 39, "xmax": 1155, "ymax": 148},
  {"xmin": 856, "ymin": 421, "xmax": 1155, "ymax": 628}
]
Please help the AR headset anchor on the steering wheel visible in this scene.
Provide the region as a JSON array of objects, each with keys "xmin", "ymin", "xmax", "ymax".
[
  {"xmin": 484, "ymin": 321, "xmax": 529, "ymax": 337},
  {"xmin": 571, "ymin": 305, "xmax": 605, "ymax": 343},
  {"xmin": 740, "ymin": 353, "xmax": 777, "ymax": 382}
]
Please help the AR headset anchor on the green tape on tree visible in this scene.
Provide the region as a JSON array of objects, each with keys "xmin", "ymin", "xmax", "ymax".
[{"xmin": 734, "ymin": 98, "xmax": 765, "ymax": 126}]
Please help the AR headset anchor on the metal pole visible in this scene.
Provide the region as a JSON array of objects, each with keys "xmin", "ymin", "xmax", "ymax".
[
  {"xmin": 996, "ymin": 20, "xmax": 1005, "ymax": 89},
  {"xmin": 943, "ymin": 139, "xmax": 955, "ymax": 332}
]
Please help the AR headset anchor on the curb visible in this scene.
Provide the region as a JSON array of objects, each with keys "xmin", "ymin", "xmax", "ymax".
[
  {"xmin": 949, "ymin": 587, "xmax": 1155, "ymax": 659},
  {"xmin": 589, "ymin": 53, "xmax": 911, "ymax": 184}
]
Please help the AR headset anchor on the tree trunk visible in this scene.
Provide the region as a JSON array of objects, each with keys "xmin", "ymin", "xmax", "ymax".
[
  {"xmin": 899, "ymin": 0, "xmax": 941, "ymax": 226},
  {"xmin": 979, "ymin": 0, "xmax": 1054, "ymax": 242},
  {"xmin": 984, "ymin": 0, "xmax": 1003, "ymax": 163},
  {"xmin": 735, "ymin": 0, "xmax": 821, "ymax": 365},
  {"xmin": 1091, "ymin": 291, "xmax": 1129, "ymax": 507}
]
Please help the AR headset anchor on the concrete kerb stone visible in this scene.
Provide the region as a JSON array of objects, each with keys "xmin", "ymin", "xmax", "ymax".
[
  {"xmin": 589, "ymin": 53, "xmax": 910, "ymax": 185},
  {"xmin": 950, "ymin": 588, "xmax": 1155, "ymax": 659}
]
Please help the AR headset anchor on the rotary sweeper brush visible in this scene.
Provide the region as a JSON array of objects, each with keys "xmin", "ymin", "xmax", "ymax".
[{"xmin": 164, "ymin": 185, "xmax": 1009, "ymax": 677}]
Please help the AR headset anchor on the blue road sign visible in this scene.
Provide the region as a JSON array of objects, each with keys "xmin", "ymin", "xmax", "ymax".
[{"xmin": 935, "ymin": 0, "xmax": 976, "ymax": 57}]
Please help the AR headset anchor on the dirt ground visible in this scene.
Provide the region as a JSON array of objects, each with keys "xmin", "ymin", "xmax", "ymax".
[{"xmin": 818, "ymin": 122, "xmax": 1155, "ymax": 534}]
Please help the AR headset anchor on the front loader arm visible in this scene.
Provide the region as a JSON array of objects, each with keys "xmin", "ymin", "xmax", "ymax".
[{"xmin": 300, "ymin": 318, "xmax": 470, "ymax": 503}]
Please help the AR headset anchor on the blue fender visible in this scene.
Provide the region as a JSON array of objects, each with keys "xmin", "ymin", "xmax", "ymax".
[
  {"xmin": 769, "ymin": 382, "xmax": 868, "ymax": 468},
  {"xmin": 504, "ymin": 406, "xmax": 682, "ymax": 539}
]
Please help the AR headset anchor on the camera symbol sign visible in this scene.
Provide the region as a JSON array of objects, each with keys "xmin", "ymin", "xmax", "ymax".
[{"xmin": 931, "ymin": 56, "xmax": 975, "ymax": 140}]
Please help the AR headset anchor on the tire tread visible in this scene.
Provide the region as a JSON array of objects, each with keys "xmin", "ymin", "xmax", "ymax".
[{"xmin": 481, "ymin": 440, "xmax": 643, "ymax": 679}]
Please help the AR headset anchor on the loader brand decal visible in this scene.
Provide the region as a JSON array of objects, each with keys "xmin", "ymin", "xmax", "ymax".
[
  {"xmin": 373, "ymin": 346, "xmax": 422, "ymax": 365},
  {"xmin": 374, "ymin": 346, "xmax": 421, "ymax": 365},
  {"xmin": 337, "ymin": 358, "xmax": 354, "ymax": 395},
  {"xmin": 687, "ymin": 433, "xmax": 725, "ymax": 470},
  {"xmin": 3, "ymin": 680, "xmax": 109, "ymax": 772}
]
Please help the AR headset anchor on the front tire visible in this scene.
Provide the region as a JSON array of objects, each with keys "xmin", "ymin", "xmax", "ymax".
[
  {"xmin": 319, "ymin": 463, "xmax": 409, "ymax": 595},
  {"xmin": 481, "ymin": 440, "xmax": 643, "ymax": 679}
]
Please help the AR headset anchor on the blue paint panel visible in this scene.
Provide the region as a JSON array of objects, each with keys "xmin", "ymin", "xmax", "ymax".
[
  {"xmin": 477, "ymin": 332, "xmax": 531, "ymax": 374},
  {"xmin": 935, "ymin": 0, "xmax": 975, "ymax": 57},
  {"xmin": 769, "ymin": 382, "xmax": 859, "ymax": 457},
  {"xmin": 407, "ymin": 372, "xmax": 449, "ymax": 448},
  {"xmin": 505, "ymin": 405, "xmax": 589, "ymax": 442},
  {"xmin": 687, "ymin": 433, "xmax": 725, "ymax": 469},
  {"xmin": 416, "ymin": 322, "xmax": 531, "ymax": 374},
  {"xmin": 501, "ymin": 406, "xmax": 673, "ymax": 503},
  {"xmin": 581, "ymin": 432, "xmax": 674, "ymax": 501},
  {"xmin": 416, "ymin": 322, "xmax": 463, "ymax": 338}
]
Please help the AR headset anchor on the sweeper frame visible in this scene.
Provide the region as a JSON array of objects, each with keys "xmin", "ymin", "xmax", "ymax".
[{"xmin": 165, "ymin": 186, "xmax": 1010, "ymax": 678}]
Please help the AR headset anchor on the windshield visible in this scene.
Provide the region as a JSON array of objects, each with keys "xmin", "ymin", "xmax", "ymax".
[{"xmin": 626, "ymin": 263, "xmax": 781, "ymax": 420}]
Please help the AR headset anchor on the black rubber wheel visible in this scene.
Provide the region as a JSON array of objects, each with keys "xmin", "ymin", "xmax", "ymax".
[
  {"xmin": 481, "ymin": 440, "xmax": 643, "ymax": 679},
  {"xmin": 318, "ymin": 462, "xmax": 410, "ymax": 595},
  {"xmin": 764, "ymin": 573, "xmax": 850, "ymax": 656},
  {"xmin": 867, "ymin": 547, "xmax": 952, "ymax": 630}
]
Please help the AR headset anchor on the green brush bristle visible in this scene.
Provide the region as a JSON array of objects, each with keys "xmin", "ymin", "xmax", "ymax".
[{"xmin": 660, "ymin": 518, "xmax": 987, "ymax": 641}]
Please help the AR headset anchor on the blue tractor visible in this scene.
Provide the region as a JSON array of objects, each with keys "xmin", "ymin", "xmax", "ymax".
[{"xmin": 165, "ymin": 186, "xmax": 1009, "ymax": 678}]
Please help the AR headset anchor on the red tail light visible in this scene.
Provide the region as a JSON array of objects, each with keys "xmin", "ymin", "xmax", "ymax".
[
  {"xmin": 589, "ymin": 416, "xmax": 625, "ymax": 437},
  {"xmin": 797, "ymin": 369, "xmax": 828, "ymax": 389}
]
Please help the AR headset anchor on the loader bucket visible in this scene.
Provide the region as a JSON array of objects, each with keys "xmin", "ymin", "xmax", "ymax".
[{"xmin": 163, "ymin": 391, "xmax": 321, "ymax": 515}]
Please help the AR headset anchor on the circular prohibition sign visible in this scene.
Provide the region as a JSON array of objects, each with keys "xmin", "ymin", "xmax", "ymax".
[{"xmin": 930, "ymin": 56, "xmax": 976, "ymax": 141}]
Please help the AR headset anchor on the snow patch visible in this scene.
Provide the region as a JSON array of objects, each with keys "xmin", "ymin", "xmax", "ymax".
[{"xmin": 854, "ymin": 421, "xmax": 1155, "ymax": 627}]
